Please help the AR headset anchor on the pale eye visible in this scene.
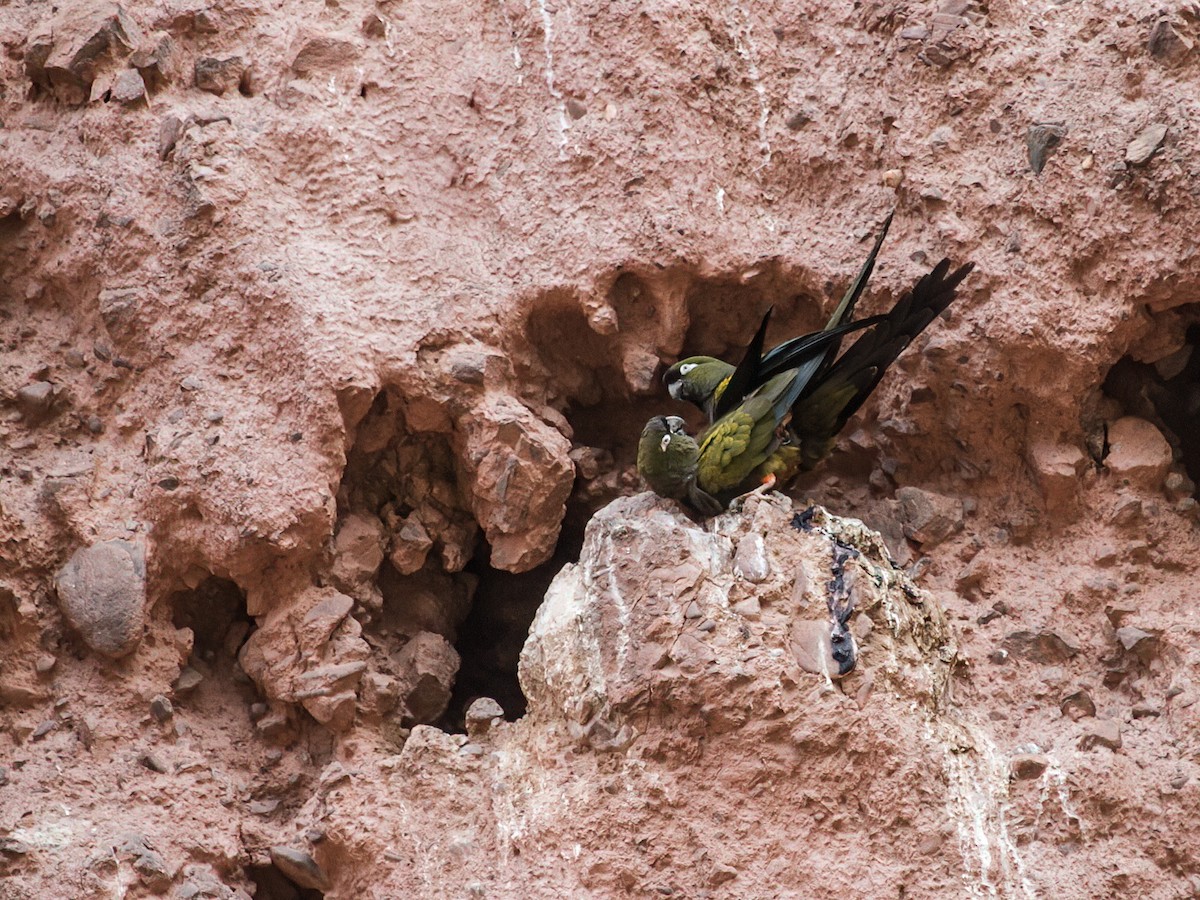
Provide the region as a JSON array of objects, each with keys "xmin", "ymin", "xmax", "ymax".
[
  {"xmin": 660, "ymin": 434, "xmax": 671, "ymax": 452},
  {"xmin": 679, "ymin": 363, "xmax": 698, "ymax": 375}
]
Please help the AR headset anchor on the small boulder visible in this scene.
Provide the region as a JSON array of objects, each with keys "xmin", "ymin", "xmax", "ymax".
[
  {"xmin": 1002, "ymin": 630, "xmax": 1078, "ymax": 664},
  {"xmin": 110, "ymin": 68, "xmax": 146, "ymax": 105},
  {"xmin": 1010, "ymin": 753, "xmax": 1049, "ymax": 780},
  {"xmin": 1125, "ymin": 124, "xmax": 1168, "ymax": 166},
  {"xmin": 54, "ymin": 539, "xmax": 146, "ymax": 658},
  {"xmin": 396, "ymin": 632, "xmax": 460, "ymax": 723},
  {"xmin": 269, "ymin": 847, "xmax": 330, "ymax": 892},
  {"xmin": 1060, "ymin": 689, "xmax": 1096, "ymax": 720},
  {"xmin": 465, "ymin": 697, "xmax": 504, "ymax": 738},
  {"xmin": 194, "ymin": 56, "xmax": 244, "ymax": 95},
  {"xmin": 330, "ymin": 513, "xmax": 386, "ymax": 589},
  {"xmin": 1079, "ymin": 719, "xmax": 1122, "ymax": 752},
  {"xmin": 1148, "ymin": 20, "xmax": 1193, "ymax": 67},
  {"xmin": 1026, "ymin": 441, "xmax": 1085, "ymax": 508},
  {"xmin": 16, "ymin": 381, "xmax": 55, "ymax": 424},
  {"xmin": 1115, "ymin": 625, "xmax": 1160, "ymax": 663},
  {"xmin": 388, "ymin": 514, "xmax": 434, "ymax": 575}
]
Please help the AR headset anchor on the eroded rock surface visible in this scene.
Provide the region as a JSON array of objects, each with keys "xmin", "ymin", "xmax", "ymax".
[{"xmin": 4, "ymin": 0, "xmax": 1200, "ymax": 896}]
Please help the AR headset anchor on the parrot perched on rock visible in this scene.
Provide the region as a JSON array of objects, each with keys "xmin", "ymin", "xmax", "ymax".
[
  {"xmin": 638, "ymin": 361, "xmax": 816, "ymax": 515},
  {"xmin": 639, "ymin": 252, "xmax": 975, "ymax": 514}
]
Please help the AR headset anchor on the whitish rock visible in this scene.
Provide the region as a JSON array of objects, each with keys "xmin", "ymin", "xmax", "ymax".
[
  {"xmin": 520, "ymin": 493, "xmax": 954, "ymax": 748},
  {"xmin": 54, "ymin": 538, "xmax": 146, "ymax": 658}
]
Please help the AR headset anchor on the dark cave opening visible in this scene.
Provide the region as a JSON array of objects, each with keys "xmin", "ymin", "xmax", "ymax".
[
  {"xmin": 169, "ymin": 576, "xmax": 254, "ymax": 675},
  {"xmin": 439, "ymin": 509, "xmax": 589, "ymax": 732},
  {"xmin": 246, "ymin": 863, "xmax": 324, "ymax": 900},
  {"xmin": 1102, "ymin": 321, "xmax": 1200, "ymax": 499}
]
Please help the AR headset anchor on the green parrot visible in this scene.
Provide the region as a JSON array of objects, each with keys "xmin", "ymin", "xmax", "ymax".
[
  {"xmin": 638, "ymin": 364, "xmax": 815, "ymax": 516},
  {"xmin": 665, "ymin": 210, "xmax": 894, "ymax": 419},
  {"xmin": 641, "ymin": 257, "xmax": 975, "ymax": 513}
]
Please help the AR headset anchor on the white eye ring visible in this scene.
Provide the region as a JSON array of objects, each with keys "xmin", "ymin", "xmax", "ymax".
[
  {"xmin": 679, "ymin": 362, "xmax": 698, "ymax": 375},
  {"xmin": 660, "ymin": 434, "xmax": 672, "ymax": 452}
]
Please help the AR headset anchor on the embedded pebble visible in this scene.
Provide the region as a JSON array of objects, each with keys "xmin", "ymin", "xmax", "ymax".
[
  {"xmin": 54, "ymin": 539, "xmax": 146, "ymax": 659},
  {"xmin": 733, "ymin": 534, "xmax": 770, "ymax": 583},
  {"xmin": 465, "ymin": 697, "xmax": 504, "ymax": 738},
  {"xmin": 1027, "ymin": 122, "xmax": 1067, "ymax": 174},
  {"xmin": 174, "ymin": 666, "xmax": 204, "ymax": 693},
  {"xmin": 1010, "ymin": 753, "xmax": 1049, "ymax": 780},
  {"xmin": 140, "ymin": 752, "xmax": 169, "ymax": 773},
  {"xmin": 1079, "ymin": 719, "xmax": 1122, "ymax": 752},
  {"xmin": 17, "ymin": 381, "xmax": 54, "ymax": 423},
  {"xmin": 149, "ymin": 695, "xmax": 174, "ymax": 722},
  {"xmin": 1125, "ymin": 123, "xmax": 1167, "ymax": 166}
]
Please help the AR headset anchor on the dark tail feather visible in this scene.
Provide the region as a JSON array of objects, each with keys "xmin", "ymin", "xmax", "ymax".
[
  {"xmin": 791, "ymin": 259, "xmax": 975, "ymax": 463},
  {"xmin": 824, "ymin": 209, "xmax": 895, "ymax": 331},
  {"xmin": 716, "ymin": 306, "xmax": 773, "ymax": 421},
  {"xmin": 714, "ymin": 314, "xmax": 885, "ymax": 420}
]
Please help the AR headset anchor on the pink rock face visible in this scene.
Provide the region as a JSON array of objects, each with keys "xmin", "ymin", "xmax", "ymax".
[{"xmin": 4, "ymin": 0, "xmax": 1200, "ymax": 897}]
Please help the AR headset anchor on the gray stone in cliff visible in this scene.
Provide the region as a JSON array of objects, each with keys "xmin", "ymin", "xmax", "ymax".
[{"xmin": 54, "ymin": 538, "xmax": 146, "ymax": 659}]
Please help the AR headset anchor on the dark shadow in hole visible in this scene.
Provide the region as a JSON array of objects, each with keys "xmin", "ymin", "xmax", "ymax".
[
  {"xmin": 439, "ymin": 511, "xmax": 589, "ymax": 732},
  {"xmin": 246, "ymin": 864, "xmax": 324, "ymax": 900},
  {"xmin": 170, "ymin": 576, "xmax": 252, "ymax": 662},
  {"xmin": 1103, "ymin": 322, "xmax": 1200, "ymax": 495}
]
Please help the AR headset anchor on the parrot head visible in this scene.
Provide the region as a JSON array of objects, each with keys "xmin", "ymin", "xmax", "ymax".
[
  {"xmin": 662, "ymin": 357, "xmax": 735, "ymax": 412},
  {"xmin": 636, "ymin": 415, "xmax": 701, "ymax": 500}
]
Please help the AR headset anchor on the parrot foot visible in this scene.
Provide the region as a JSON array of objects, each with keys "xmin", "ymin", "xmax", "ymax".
[{"xmin": 727, "ymin": 474, "xmax": 780, "ymax": 513}]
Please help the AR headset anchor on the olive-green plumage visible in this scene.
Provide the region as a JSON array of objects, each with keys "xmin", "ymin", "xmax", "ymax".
[
  {"xmin": 661, "ymin": 257, "xmax": 973, "ymax": 492},
  {"xmin": 664, "ymin": 210, "xmax": 895, "ymax": 419},
  {"xmin": 646, "ymin": 215, "xmax": 975, "ymax": 513},
  {"xmin": 639, "ymin": 367, "xmax": 811, "ymax": 514},
  {"xmin": 637, "ymin": 416, "xmax": 723, "ymax": 515}
]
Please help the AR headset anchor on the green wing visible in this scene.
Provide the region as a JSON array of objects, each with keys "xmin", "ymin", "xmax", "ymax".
[{"xmin": 696, "ymin": 371, "xmax": 803, "ymax": 494}]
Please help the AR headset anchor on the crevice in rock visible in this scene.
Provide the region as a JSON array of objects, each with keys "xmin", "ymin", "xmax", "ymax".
[
  {"xmin": 338, "ymin": 386, "xmax": 477, "ymax": 595},
  {"xmin": 439, "ymin": 515, "xmax": 586, "ymax": 731},
  {"xmin": 170, "ymin": 575, "xmax": 253, "ymax": 679},
  {"xmin": 1101, "ymin": 318, "xmax": 1200, "ymax": 499}
]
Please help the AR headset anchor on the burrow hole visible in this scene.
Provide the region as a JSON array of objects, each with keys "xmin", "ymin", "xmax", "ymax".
[{"xmin": 1101, "ymin": 317, "xmax": 1200, "ymax": 501}]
